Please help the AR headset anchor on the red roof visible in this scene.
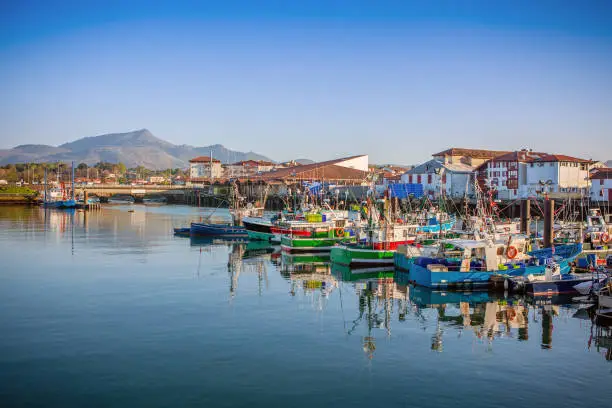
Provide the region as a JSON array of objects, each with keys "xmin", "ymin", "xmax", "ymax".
[
  {"xmin": 189, "ymin": 156, "xmax": 221, "ymax": 163},
  {"xmin": 591, "ymin": 168, "xmax": 612, "ymax": 179},
  {"xmin": 532, "ymin": 154, "xmax": 591, "ymax": 163},
  {"xmin": 477, "ymin": 151, "xmax": 590, "ymax": 168}
]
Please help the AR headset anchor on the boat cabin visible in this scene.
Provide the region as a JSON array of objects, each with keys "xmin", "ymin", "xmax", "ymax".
[{"xmin": 432, "ymin": 236, "xmax": 531, "ymax": 272}]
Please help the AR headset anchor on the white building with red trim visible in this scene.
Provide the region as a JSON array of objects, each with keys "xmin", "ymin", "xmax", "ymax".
[
  {"xmin": 476, "ymin": 150, "xmax": 592, "ymax": 200},
  {"xmin": 189, "ymin": 156, "xmax": 223, "ymax": 182}
]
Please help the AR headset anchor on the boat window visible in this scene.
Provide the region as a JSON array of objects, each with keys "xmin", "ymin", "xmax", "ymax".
[{"xmin": 497, "ymin": 247, "xmax": 504, "ymax": 255}]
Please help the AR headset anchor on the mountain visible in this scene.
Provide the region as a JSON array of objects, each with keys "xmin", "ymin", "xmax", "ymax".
[
  {"xmin": 0, "ymin": 129, "xmax": 273, "ymax": 169},
  {"xmin": 605, "ymin": 160, "xmax": 612, "ymax": 168}
]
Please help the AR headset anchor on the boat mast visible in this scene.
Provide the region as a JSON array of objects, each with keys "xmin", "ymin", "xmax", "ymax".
[{"xmin": 71, "ymin": 161, "xmax": 75, "ymax": 201}]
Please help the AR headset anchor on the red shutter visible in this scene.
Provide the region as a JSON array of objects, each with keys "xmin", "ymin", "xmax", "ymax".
[
  {"xmin": 428, "ymin": 174, "xmax": 432, "ymax": 184},
  {"xmin": 417, "ymin": 175, "xmax": 422, "ymax": 183},
  {"xmin": 408, "ymin": 175, "xmax": 413, "ymax": 183}
]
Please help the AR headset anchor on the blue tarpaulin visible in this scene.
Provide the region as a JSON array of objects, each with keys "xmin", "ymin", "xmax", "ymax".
[{"xmin": 388, "ymin": 183, "xmax": 424, "ymax": 199}]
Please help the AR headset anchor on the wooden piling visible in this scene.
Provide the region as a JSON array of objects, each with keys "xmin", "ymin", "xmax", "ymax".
[
  {"xmin": 520, "ymin": 199, "xmax": 530, "ymax": 234},
  {"xmin": 543, "ymin": 199, "xmax": 554, "ymax": 248}
]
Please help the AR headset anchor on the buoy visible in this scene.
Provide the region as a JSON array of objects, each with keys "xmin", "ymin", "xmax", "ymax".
[
  {"xmin": 601, "ymin": 232, "xmax": 610, "ymax": 243},
  {"xmin": 506, "ymin": 246, "xmax": 518, "ymax": 259}
]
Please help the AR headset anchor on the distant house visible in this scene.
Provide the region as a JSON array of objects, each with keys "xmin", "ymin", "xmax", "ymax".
[
  {"xmin": 432, "ymin": 148, "xmax": 510, "ymax": 168},
  {"xmin": 148, "ymin": 176, "xmax": 166, "ymax": 184},
  {"xmin": 590, "ymin": 168, "xmax": 612, "ymax": 202},
  {"xmin": 401, "ymin": 159, "xmax": 474, "ymax": 198},
  {"xmin": 189, "ymin": 156, "xmax": 223, "ymax": 183},
  {"xmin": 224, "ymin": 160, "xmax": 276, "ymax": 178}
]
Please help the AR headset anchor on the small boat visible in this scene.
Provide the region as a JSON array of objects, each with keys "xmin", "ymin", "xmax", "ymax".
[
  {"xmin": 521, "ymin": 266, "xmax": 605, "ymax": 296},
  {"xmin": 108, "ymin": 195, "xmax": 135, "ymax": 204},
  {"xmin": 143, "ymin": 196, "xmax": 167, "ymax": 205},
  {"xmin": 596, "ymin": 282, "xmax": 612, "ymax": 322},
  {"xmin": 597, "ymin": 280, "xmax": 612, "ymax": 309},
  {"xmin": 190, "ymin": 222, "xmax": 248, "ymax": 237},
  {"xmin": 173, "ymin": 227, "xmax": 191, "ymax": 236}
]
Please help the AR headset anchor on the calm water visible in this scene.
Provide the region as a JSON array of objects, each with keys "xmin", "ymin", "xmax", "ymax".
[{"xmin": 0, "ymin": 205, "xmax": 610, "ymax": 408}]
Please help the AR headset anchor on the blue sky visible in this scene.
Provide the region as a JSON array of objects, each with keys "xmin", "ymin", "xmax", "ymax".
[{"xmin": 1, "ymin": 1, "xmax": 611, "ymax": 163}]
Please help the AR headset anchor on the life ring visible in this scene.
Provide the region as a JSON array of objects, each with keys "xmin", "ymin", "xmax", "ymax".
[
  {"xmin": 336, "ymin": 227, "xmax": 345, "ymax": 237},
  {"xmin": 601, "ymin": 232, "xmax": 610, "ymax": 243},
  {"xmin": 506, "ymin": 246, "xmax": 518, "ymax": 259}
]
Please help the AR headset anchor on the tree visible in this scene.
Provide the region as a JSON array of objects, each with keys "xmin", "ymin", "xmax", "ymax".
[{"xmin": 77, "ymin": 163, "xmax": 88, "ymax": 178}]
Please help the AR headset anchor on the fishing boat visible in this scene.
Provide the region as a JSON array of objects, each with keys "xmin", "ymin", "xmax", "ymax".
[
  {"xmin": 42, "ymin": 163, "xmax": 77, "ymax": 208},
  {"xmin": 416, "ymin": 212, "xmax": 456, "ymax": 234},
  {"xmin": 190, "ymin": 222, "xmax": 248, "ymax": 237},
  {"xmin": 143, "ymin": 196, "xmax": 167, "ymax": 205},
  {"xmin": 108, "ymin": 195, "xmax": 135, "ymax": 204},
  {"xmin": 409, "ymin": 236, "xmax": 582, "ymax": 290},
  {"xmin": 173, "ymin": 227, "xmax": 191, "ymax": 236},
  {"xmin": 330, "ymin": 197, "xmax": 419, "ymax": 267},
  {"xmin": 280, "ymin": 221, "xmax": 355, "ymax": 253}
]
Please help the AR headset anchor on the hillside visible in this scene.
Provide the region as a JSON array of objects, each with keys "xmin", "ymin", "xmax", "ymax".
[{"xmin": 0, "ymin": 129, "xmax": 272, "ymax": 169}]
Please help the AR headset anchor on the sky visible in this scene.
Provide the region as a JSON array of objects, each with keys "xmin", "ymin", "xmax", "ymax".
[{"xmin": 1, "ymin": 0, "xmax": 611, "ymax": 164}]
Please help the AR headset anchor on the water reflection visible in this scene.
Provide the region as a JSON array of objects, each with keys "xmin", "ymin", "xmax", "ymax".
[{"xmin": 2, "ymin": 205, "xmax": 611, "ymax": 366}]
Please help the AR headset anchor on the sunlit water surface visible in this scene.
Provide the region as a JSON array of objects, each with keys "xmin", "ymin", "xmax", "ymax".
[{"xmin": 0, "ymin": 205, "xmax": 610, "ymax": 408}]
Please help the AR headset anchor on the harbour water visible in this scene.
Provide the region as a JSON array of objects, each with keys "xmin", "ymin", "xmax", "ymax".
[{"xmin": 0, "ymin": 205, "xmax": 611, "ymax": 407}]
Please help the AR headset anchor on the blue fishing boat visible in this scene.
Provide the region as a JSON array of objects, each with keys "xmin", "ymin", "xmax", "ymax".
[
  {"xmin": 190, "ymin": 222, "xmax": 248, "ymax": 237},
  {"xmin": 406, "ymin": 237, "xmax": 582, "ymax": 290},
  {"xmin": 42, "ymin": 162, "xmax": 76, "ymax": 209},
  {"xmin": 173, "ymin": 227, "xmax": 191, "ymax": 236}
]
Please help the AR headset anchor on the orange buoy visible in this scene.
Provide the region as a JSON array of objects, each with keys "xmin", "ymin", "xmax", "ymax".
[{"xmin": 506, "ymin": 246, "xmax": 518, "ymax": 259}]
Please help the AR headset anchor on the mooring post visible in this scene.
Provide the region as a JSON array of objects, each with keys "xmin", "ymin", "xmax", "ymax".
[
  {"xmin": 543, "ymin": 199, "xmax": 554, "ymax": 248},
  {"xmin": 520, "ymin": 199, "xmax": 530, "ymax": 234}
]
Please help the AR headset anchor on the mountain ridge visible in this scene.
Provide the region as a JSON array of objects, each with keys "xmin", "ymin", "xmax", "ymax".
[{"xmin": 0, "ymin": 129, "xmax": 273, "ymax": 170}]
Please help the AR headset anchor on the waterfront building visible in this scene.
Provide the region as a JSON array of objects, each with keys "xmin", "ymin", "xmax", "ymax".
[
  {"xmin": 401, "ymin": 159, "xmax": 474, "ymax": 198},
  {"xmin": 432, "ymin": 148, "xmax": 510, "ymax": 168},
  {"xmin": 188, "ymin": 156, "xmax": 223, "ymax": 183},
  {"xmin": 590, "ymin": 168, "xmax": 612, "ymax": 202},
  {"xmin": 476, "ymin": 150, "xmax": 592, "ymax": 200},
  {"xmin": 224, "ymin": 160, "xmax": 276, "ymax": 178},
  {"xmin": 260, "ymin": 155, "xmax": 369, "ymax": 185}
]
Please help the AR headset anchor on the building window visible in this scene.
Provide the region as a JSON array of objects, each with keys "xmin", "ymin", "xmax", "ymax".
[
  {"xmin": 408, "ymin": 175, "xmax": 413, "ymax": 183},
  {"xmin": 427, "ymin": 174, "xmax": 432, "ymax": 184},
  {"xmin": 601, "ymin": 179, "xmax": 604, "ymax": 185},
  {"xmin": 417, "ymin": 175, "xmax": 421, "ymax": 184}
]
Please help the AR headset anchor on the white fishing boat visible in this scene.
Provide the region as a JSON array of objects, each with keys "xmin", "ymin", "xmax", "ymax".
[
  {"xmin": 108, "ymin": 195, "xmax": 135, "ymax": 204},
  {"xmin": 143, "ymin": 196, "xmax": 167, "ymax": 205}
]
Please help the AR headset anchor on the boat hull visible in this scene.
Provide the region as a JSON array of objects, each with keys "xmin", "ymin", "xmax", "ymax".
[
  {"xmin": 526, "ymin": 275, "xmax": 597, "ymax": 296},
  {"xmin": 243, "ymin": 219, "xmax": 274, "ymax": 241},
  {"xmin": 44, "ymin": 199, "xmax": 76, "ymax": 208},
  {"xmin": 280, "ymin": 236, "xmax": 354, "ymax": 253},
  {"xmin": 409, "ymin": 259, "xmax": 572, "ymax": 290},
  {"xmin": 173, "ymin": 227, "xmax": 190, "ymax": 236},
  {"xmin": 330, "ymin": 245, "xmax": 395, "ymax": 267},
  {"xmin": 190, "ymin": 222, "xmax": 248, "ymax": 237},
  {"xmin": 394, "ymin": 252, "xmax": 415, "ymax": 271}
]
